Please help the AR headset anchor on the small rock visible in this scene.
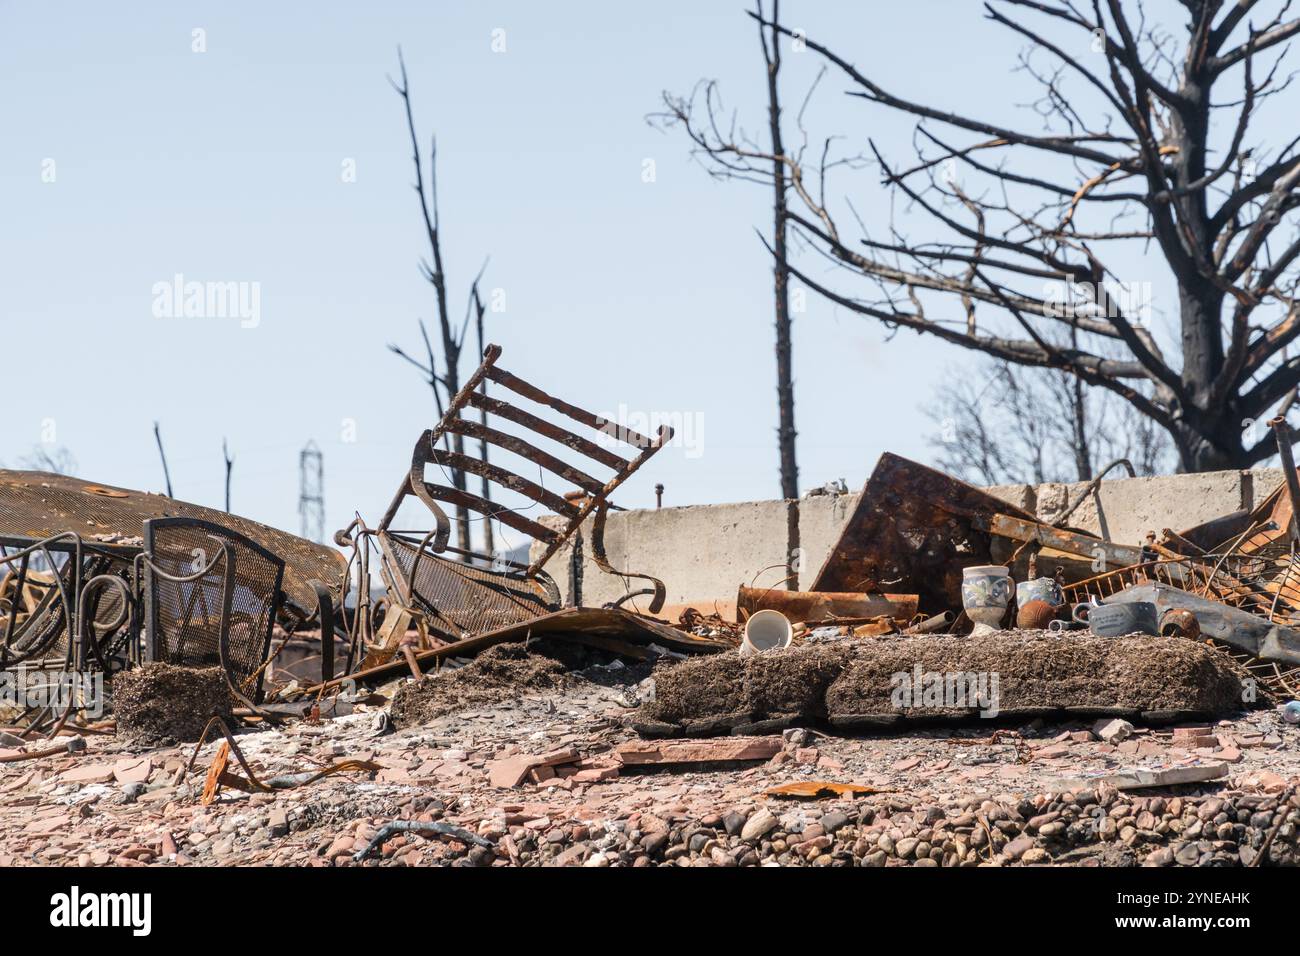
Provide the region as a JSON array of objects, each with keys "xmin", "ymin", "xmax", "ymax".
[
  {"xmin": 741, "ymin": 809, "xmax": 778, "ymax": 843},
  {"xmin": 1092, "ymin": 719, "xmax": 1134, "ymax": 744},
  {"xmin": 820, "ymin": 811, "xmax": 850, "ymax": 834},
  {"xmin": 268, "ymin": 809, "xmax": 289, "ymax": 839},
  {"xmin": 1003, "ymin": 836, "xmax": 1035, "ymax": 860}
]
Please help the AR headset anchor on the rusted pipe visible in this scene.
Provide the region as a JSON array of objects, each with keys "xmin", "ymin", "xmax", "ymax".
[
  {"xmin": 905, "ymin": 611, "xmax": 955, "ymax": 634},
  {"xmin": 0, "ymin": 734, "xmax": 86, "ymax": 763},
  {"xmin": 736, "ymin": 585, "xmax": 918, "ymax": 624},
  {"xmin": 1159, "ymin": 608, "xmax": 1201, "ymax": 640},
  {"xmin": 400, "ymin": 634, "xmax": 424, "ymax": 682},
  {"xmin": 0, "ymin": 744, "xmax": 69, "ymax": 763}
]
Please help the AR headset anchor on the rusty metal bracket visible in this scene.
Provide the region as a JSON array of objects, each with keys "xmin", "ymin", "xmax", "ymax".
[{"xmin": 590, "ymin": 502, "xmax": 666, "ymax": 614}]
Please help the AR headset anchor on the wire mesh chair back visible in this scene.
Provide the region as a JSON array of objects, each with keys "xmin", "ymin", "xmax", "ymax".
[
  {"xmin": 376, "ymin": 343, "xmax": 672, "ymax": 641},
  {"xmin": 143, "ymin": 518, "xmax": 284, "ymax": 704}
]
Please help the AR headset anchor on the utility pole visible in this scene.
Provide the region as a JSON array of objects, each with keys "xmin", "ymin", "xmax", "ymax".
[{"xmin": 299, "ymin": 441, "xmax": 324, "ymax": 543}]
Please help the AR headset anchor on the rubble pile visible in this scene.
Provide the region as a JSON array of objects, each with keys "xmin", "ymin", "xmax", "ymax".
[
  {"xmin": 563, "ymin": 786, "xmax": 1300, "ymax": 869},
  {"xmin": 3, "ymin": 668, "xmax": 1297, "ymax": 868},
  {"xmin": 389, "ymin": 643, "xmax": 574, "ymax": 728},
  {"xmin": 8, "ymin": 358, "xmax": 1300, "ymax": 871},
  {"xmin": 112, "ymin": 664, "xmax": 232, "ymax": 744}
]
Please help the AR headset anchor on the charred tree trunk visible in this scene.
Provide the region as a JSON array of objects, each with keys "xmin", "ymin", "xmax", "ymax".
[
  {"xmin": 764, "ymin": 3, "xmax": 798, "ymax": 504},
  {"xmin": 391, "ymin": 50, "xmax": 475, "ymax": 552},
  {"xmin": 761, "ymin": 1, "xmax": 800, "ymax": 589}
]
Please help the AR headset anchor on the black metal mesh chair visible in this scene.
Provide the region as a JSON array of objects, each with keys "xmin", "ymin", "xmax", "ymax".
[{"xmin": 143, "ymin": 517, "xmax": 284, "ymax": 704}]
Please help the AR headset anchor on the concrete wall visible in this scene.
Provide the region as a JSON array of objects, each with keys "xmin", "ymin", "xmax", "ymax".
[{"xmin": 532, "ymin": 467, "xmax": 1288, "ymax": 609}]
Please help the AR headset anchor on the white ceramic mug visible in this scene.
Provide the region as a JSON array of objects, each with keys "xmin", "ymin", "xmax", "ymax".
[
  {"xmin": 961, "ymin": 565, "xmax": 1015, "ymax": 629},
  {"xmin": 741, "ymin": 609, "xmax": 793, "ymax": 656}
]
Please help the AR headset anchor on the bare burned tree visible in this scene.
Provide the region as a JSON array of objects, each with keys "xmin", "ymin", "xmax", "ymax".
[
  {"xmin": 762, "ymin": 0, "xmax": 799, "ymax": 508},
  {"xmin": 470, "ymin": 276, "xmax": 493, "ymax": 558},
  {"xmin": 387, "ymin": 49, "xmax": 496, "ymax": 552},
  {"xmin": 926, "ymin": 352, "xmax": 1173, "ymax": 486},
  {"xmin": 674, "ymin": 2, "xmax": 1300, "ymax": 472}
]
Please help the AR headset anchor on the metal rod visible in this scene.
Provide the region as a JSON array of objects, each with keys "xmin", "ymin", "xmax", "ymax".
[
  {"xmin": 153, "ymin": 421, "xmax": 174, "ymax": 498},
  {"xmin": 1270, "ymin": 416, "xmax": 1300, "ymax": 545}
]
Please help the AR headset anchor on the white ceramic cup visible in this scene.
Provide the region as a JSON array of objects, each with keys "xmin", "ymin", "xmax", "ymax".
[{"xmin": 741, "ymin": 609, "xmax": 793, "ymax": 656}]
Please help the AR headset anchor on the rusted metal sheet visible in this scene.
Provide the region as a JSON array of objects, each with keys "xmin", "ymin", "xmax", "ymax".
[
  {"xmin": 765, "ymin": 781, "xmax": 885, "ymax": 799},
  {"xmin": 735, "ymin": 585, "xmax": 917, "ymax": 624},
  {"xmin": 983, "ymin": 513, "xmax": 1148, "ymax": 567},
  {"xmin": 1101, "ymin": 583, "xmax": 1300, "ymax": 666},
  {"xmin": 1271, "ymin": 417, "xmax": 1300, "ymax": 544},
  {"xmin": 809, "ymin": 453, "xmax": 1036, "ymax": 612}
]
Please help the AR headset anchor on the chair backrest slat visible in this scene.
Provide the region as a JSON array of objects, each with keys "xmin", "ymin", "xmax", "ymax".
[
  {"xmin": 466, "ymin": 391, "xmax": 631, "ymax": 472},
  {"xmin": 438, "ymin": 420, "xmax": 605, "ymax": 495},
  {"xmin": 415, "ymin": 483, "xmax": 562, "ymax": 544},
  {"xmin": 484, "ymin": 366, "xmax": 655, "ymax": 451},
  {"xmin": 421, "ymin": 448, "xmax": 579, "ymax": 518}
]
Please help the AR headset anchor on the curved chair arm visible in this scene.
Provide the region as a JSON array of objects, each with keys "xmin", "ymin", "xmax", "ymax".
[
  {"xmin": 589, "ymin": 503, "xmax": 666, "ymax": 615},
  {"xmin": 77, "ymin": 573, "xmax": 136, "ymax": 672},
  {"xmin": 408, "ymin": 474, "xmax": 453, "ymax": 555}
]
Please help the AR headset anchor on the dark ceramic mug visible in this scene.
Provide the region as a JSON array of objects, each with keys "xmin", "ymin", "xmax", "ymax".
[{"xmin": 1074, "ymin": 600, "xmax": 1159, "ymax": 637}]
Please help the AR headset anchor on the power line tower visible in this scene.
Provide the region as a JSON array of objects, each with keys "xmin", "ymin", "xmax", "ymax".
[{"xmin": 299, "ymin": 440, "xmax": 325, "ymax": 543}]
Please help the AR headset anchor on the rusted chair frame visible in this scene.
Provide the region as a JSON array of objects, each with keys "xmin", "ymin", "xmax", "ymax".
[
  {"xmin": 0, "ymin": 532, "xmax": 89, "ymax": 670},
  {"xmin": 376, "ymin": 344, "xmax": 670, "ymax": 639},
  {"xmin": 331, "ymin": 518, "xmax": 378, "ymax": 678},
  {"xmin": 0, "ymin": 533, "xmax": 133, "ymax": 733}
]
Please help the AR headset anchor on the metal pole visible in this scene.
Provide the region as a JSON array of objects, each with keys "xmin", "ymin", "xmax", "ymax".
[{"xmin": 1269, "ymin": 416, "xmax": 1300, "ymax": 544}]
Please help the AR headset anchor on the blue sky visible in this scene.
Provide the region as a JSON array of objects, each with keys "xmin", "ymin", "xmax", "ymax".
[{"xmin": 1, "ymin": 1, "xmax": 1263, "ymax": 547}]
